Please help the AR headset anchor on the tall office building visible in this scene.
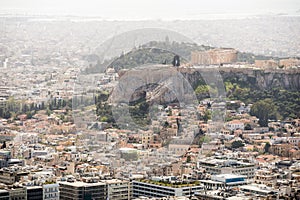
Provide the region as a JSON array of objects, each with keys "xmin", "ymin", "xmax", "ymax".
[
  {"xmin": 26, "ymin": 186, "xmax": 43, "ymax": 200},
  {"xmin": 59, "ymin": 181, "xmax": 106, "ymax": 200}
]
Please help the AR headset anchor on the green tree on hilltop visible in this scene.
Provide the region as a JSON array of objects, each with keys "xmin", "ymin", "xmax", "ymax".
[{"xmin": 250, "ymin": 99, "xmax": 279, "ymax": 127}]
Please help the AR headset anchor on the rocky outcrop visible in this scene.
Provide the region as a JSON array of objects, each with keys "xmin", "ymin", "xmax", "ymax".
[
  {"xmin": 114, "ymin": 66, "xmax": 300, "ymax": 105},
  {"xmin": 111, "ymin": 65, "xmax": 197, "ymax": 105}
]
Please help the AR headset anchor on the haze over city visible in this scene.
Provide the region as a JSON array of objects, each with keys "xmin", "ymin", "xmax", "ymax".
[
  {"xmin": 0, "ymin": 0, "xmax": 300, "ymax": 200},
  {"xmin": 1, "ymin": 0, "xmax": 300, "ymax": 20}
]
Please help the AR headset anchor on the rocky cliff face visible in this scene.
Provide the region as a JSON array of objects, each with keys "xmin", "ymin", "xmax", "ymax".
[
  {"xmin": 112, "ymin": 66, "xmax": 196, "ymax": 105},
  {"xmin": 252, "ymin": 69, "xmax": 300, "ymax": 90},
  {"xmin": 181, "ymin": 67, "xmax": 300, "ymax": 90},
  {"xmin": 114, "ymin": 66, "xmax": 300, "ymax": 105}
]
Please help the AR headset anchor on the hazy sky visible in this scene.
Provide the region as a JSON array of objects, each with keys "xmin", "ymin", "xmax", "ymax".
[{"xmin": 1, "ymin": 0, "xmax": 299, "ymax": 20}]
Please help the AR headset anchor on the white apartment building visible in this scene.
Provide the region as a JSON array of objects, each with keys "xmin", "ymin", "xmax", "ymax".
[
  {"xmin": 43, "ymin": 183, "xmax": 59, "ymax": 200},
  {"xmin": 225, "ymin": 120, "xmax": 245, "ymax": 131}
]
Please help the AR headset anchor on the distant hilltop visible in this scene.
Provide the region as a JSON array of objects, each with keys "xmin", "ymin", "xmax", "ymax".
[
  {"xmin": 86, "ymin": 40, "xmax": 300, "ymax": 90},
  {"xmin": 85, "ymin": 40, "xmax": 300, "ymax": 74}
]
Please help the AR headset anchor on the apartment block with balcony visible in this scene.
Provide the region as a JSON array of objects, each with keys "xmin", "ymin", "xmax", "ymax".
[
  {"xmin": 104, "ymin": 179, "xmax": 131, "ymax": 200},
  {"xmin": 43, "ymin": 183, "xmax": 59, "ymax": 200},
  {"xmin": 198, "ymin": 158, "xmax": 256, "ymax": 178}
]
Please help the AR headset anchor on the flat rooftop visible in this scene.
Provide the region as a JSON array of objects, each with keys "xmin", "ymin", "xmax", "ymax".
[
  {"xmin": 136, "ymin": 179, "xmax": 201, "ymax": 188},
  {"xmin": 101, "ymin": 179, "xmax": 129, "ymax": 184},
  {"xmin": 58, "ymin": 181, "xmax": 106, "ymax": 187},
  {"xmin": 213, "ymin": 174, "xmax": 247, "ymax": 179},
  {"xmin": 239, "ymin": 184, "xmax": 276, "ymax": 194}
]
